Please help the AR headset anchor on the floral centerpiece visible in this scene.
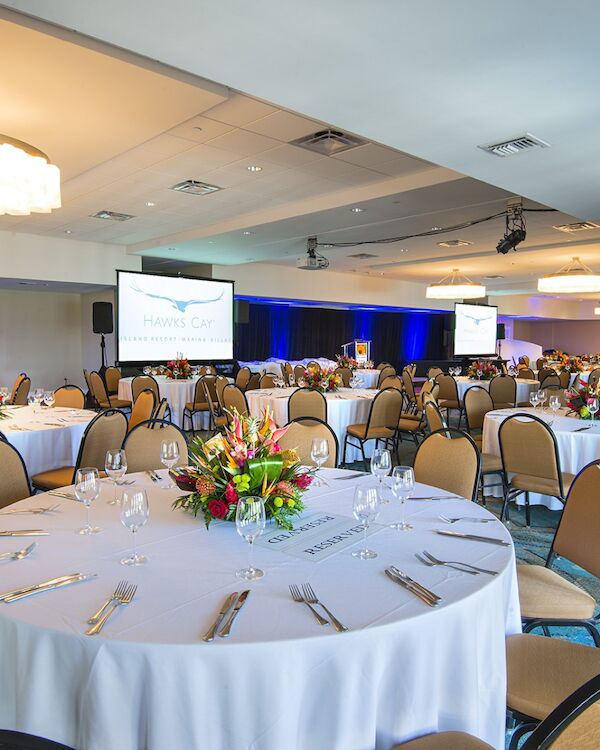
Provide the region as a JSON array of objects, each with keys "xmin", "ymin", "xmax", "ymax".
[
  {"xmin": 0, "ymin": 391, "xmax": 8, "ymax": 420},
  {"xmin": 335, "ymin": 354, "xmax": 358, "ymax": 372},
  {"xmin": 356, "ymin": 359, "xmax": 374, "ymax": 370},
  {"xmin": 172, "ymin": 409, "xmax": 312, "ymax": 529},
  {"xmin": 558, "ymin": 353, "xmax": 584, "ymax": 373},
  {"xmin": 165, "ymin": 353, "xmax": 192, "ymax": 380},
  {"xmin": 467, "ymin": 360, "xmax": 499, "ymax": 380},
  {"xmin": 565, "ymin": 383, "xmax": 600, "ymax": 420},
  {"xmin": 303, "ymin": 364, "xmax": 342, "ymax": 393}
]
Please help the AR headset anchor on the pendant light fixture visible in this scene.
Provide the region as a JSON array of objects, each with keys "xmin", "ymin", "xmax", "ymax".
[
  {"xmin": 0, "ymin": 134, "xmax": 61, "ymax": 216},
  {"xmin": 537, "ymin": 257, "xmax": 600, "ymax": 294},
  {"xmin": 426, "ymin": 268, "xmax": 486, "ymax": 299},
  {"xmin": 594, "ymin": 303, "xmax": 600, "ymax": 315}
]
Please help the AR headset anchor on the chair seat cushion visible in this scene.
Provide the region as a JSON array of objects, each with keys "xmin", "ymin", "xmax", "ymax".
[
  {"xmin": 439, "ymin": 399, "xmax": 461, "ymax": 410},
  {"xmin": 510, "ymin": 472, "xmax": 574, "ymax": 497},
  {"xmin": 393, "ymin": 731, "xmax": 492, "ymax": 750},
  {"xmin": 400, "ymin": 412, "xmax": 421, "ymax": 422},
  {"xmin": 507, "ymin": 633, "xmax": 600, "ymax": 721},
  {"xmin": 109, "ymin": 398, "xmax": 131, "ymax": 409},
  {"xmin": 347, "ymin": 424, "xmax": 395, "ymax": 440},
  {"xmin": 215, "ymin": 415, "xmax": 228, "ymax": 427},
  {"xmin": 482, "ymin": 453, "xmax": 503, "ymax": 472},
  {"xmin": 397, "ymin": 418, "xmax": 422, "ymax": 433},
  {"xmin": 516, "ymin": 401, "xmax": 532, "ymax": 407},
  {"xmin": 493, "ymin": 401, "xmax": 514, "ymax": 409},
  {"xmin": 517, "ymin": 563, "xmax": 596, "ymax": 620},
  {"xmin": 31, "ymin": 466, "xmax": 75, "ymax": 490},
  {"xmin": 185, "ymin": 402, "xmax": 208, "ymax": 411}
]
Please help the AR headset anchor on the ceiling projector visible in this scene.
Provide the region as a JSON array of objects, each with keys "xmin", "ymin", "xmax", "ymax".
[{"xmin": 297, "ymin": 236, "xmax": 329, "ymax": 270}]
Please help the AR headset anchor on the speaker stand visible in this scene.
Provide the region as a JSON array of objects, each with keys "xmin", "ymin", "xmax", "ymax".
[{"xmin": 99, "ymin": 333, "xmax": 107, "ymax": 377}]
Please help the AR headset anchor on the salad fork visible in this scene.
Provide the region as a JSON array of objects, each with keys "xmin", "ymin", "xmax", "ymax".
[
  {"xmin": 289, "ymin": 584, "xmax": 328, "ymax": 626},
  {"xmin": 87, "ymin": 580, "xmax": 130, "ymax": 624},
  {"xmin": 301, "ymin": 583, "xmax": 348, "ymax": 632},
  {"xmin": 418, "ymin": 550, "xmax": 498, "ymax": 576},
  {"xmin": 85, "ymin": 583, "xmax": 137, "ymax": 635},
  {"xmin": 0, "ymin": 542, "xmax": 37, "ymax": 561},
  {"xmin": 0, "ymin": 504, "xmax": 60, "ymax": 516},
  {"xmin": 439, "ymin": 514, "xmax": 494, "ymax": 524}
]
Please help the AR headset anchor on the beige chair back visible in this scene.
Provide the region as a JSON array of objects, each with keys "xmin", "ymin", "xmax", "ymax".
[
  {"xmin": 540, "ymin": 373, "xmax": 561, "ymax": 389},
  {"xmin": 414, "ymin": 429, "xmax": 480, "ymax": 501},
  {"xmin": 464, "ymin": 386, "xmax": 494, "ymax": 431},
  {"xmin": 547, "ymin": 681, "xmax": 600, "ymax": 750},
  {"xmin": 78, "ymin": 410, "xmax": 128, "ymax": 474},
  {"xmin": 11, "ymin": 376, "xmax": 30, "ymax": 405},
  {"xmin": 401, "ymin": 370, "xmax": 416, "ymax": 405},
  {"xmin": 10, "ymin": 374, "xmax": 26, "ymax": 402},
  {"xmin": 288, "ymin": 388, "xmax": 327, "ymax": 422},
  {"xmin": 518, "ymin": 367, "xmax": 535, "ymax": 379},
  {"xmin": 154, "ymin": 398, "xmax": 169, "ymax": 421},
  {"xmin": 53, "ymin": 385, "xmax": 85, "ymax": 409},
  {"xmin": 235, "ymin": 367, "xmax": 251, "ymax": 389},
  {"xmin": 89, "ymin": 371, "xmax": 111, "ymax": 408},
  {"xmin": 278, "ymin": 418, "xmax": 338, "ymax": 468},
  {"xmin": 588, "ymin": 368, "xmax": 600, "ymax": 390},
  {"xmin": 424, "ymin": 399, "xmax": 447, "ymax": 433},
  {"xmin": 366, "ymin": 387, "xmax": 402, "ymax": 431},
  {"xmin": 245, "ymin": 372, "xmax": 260, "ymax": 391},
  {"xmin": 558, "ymin": 370, "xmax": 570, "ymax": 389},
  {"xmin": 215, "ymin": 376, "xmax": 229, "ymax": 409},
  {"xmin": 131, "ymin": 375, "xmax": 159, "ymax": 403},
  {"xmin": 377, "ymin": 366, "xmax": 396, "ymax": 388},
  {"xmin": 489, "ymin": 374, "xmax": 517, "ymax": 408},
  {"xmin": 259, "ymin": 374, "xmax": 277, "ymax": 389},
  {"xmin": 416, "ymin": 379, "xmax": 439, "ymax": 410},
  {"xmin": 334, "ymin": 367, "xmax": 351, "ymax": 387},
  {"xmin": 105, "ymin": 366, "xmax": 121, "ymax": 394},
  {"xmin": 201, "ymin": 375, "xmax": 218, "ymax": 405},
  {"xmin": 282, "ymin": 362, "xmax": 293, "ymax": 386},
  {"xmin": 190, "ymin": 378, "xmax": 208, "ymax": 409},
  {"xmin": 128, "ymin": 390, "xmax": 157, "ymax": 432},
  {"xmin": 521, "ymin": 355, "xmax": 530, "ymax": 366},
  {"xmin": 293, "ymin": 364, "xmax": 305, "ymax": 383},
  {"xmin": 544, "ymin": 386, "xmax": 569, "ymax": 406},
  {"xmin": 202, "ymin": 379, "xmax": 222, "ymax": 429},
  {"xmin": 427, "ymin": 367, "xmax": 443, "ymax": 379},
  {"xmin": 538, "ymin": 367, "xmax": 556, "ymax": 383},
  {"xmin": 435, "ymin": 373, "xmax": 459, "ymax": 402},
  {"xmin": 123, "ymin": 420, "xmax": 188, "ymax": 474},
  {"xmin": 499, "ymin": 414, "xmax": 562, "ymax": 484},
  {"xmin": 198, "ymin": 365, "xmax": 217, "ymax": 376},
  {"xmin": 0, "ymin": 439, "xmax": 31, "ymax": 508},
  {"xmin": 222, "ymin": 385, "xmax": 249, "ymax": 417},
  {"xmin": 402, "ymin": 363, "xmax": 417, "ymax": 378},
  {"xmin": 536, "ymin": 357, "xmax": 548, "ymax": 371},
  {"xmin": 380, "ymin": 375, "xmax": 403, "ymax": 391},
  {"xmin": 376, "ymin": 362, "xmax": 392, "ymax": 371}
]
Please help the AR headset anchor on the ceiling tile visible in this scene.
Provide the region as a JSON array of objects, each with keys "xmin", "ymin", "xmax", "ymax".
[
  {"xmin": 371, "ymin": 157, "xmax": 435, "ymax": 177},
  {"xmin": 136, "ymin": 133, "xmax": 199, "ymax": 158},
  {"xmin": 244, "ymin": 110, "xmax": 323, "ymax": 141},
  {"xmin": 332, "ymin": 143, "xmax": 418, "ymax": 167},
  {"xmin": 297, "ymin": 158, "xmax": 376, "ymax": 181},
  {"xmin": 206, "ymin": 128, "xmax": 283, "ymax": 156},
  {"xmin": 257, "ymin": 144, "xmax": 325, "ymax": 168},
  {"xmin": 167, "ymin": 115, "xmax": 236, "ymax": 143},
  {"xmin": 148, "ymin": 144, "xmax": 241, "ymax": 177},
  {"xmin": 203, "ymin": 93, "xmax": 278, "ymax": 126}
]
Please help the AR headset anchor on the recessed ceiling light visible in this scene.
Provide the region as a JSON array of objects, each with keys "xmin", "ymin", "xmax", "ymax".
[
  {"xmin": 484, "ymin": 274, "xmax": 505, "ymax": 279},
  {"xmin": 192, "ymin": 126, "xmax": 203, "ymax": 132},
  {"xmin": 145, "ymin": 201, "xmax": 156, "ymax": 207},
  {"xmin": 91, "ymin": 210, "xmax": 134, "ymax": 221},
  {"xmin": 350, "ymin": 207, "xmax": 365, "ymax": 213},
  {"xmin": 242, "ymin": 231, "xmax": 255, "ymax": 236},
  {"xmin": 207, "ymin": 240, "xmax": 216, "ymax": 245},
  {"xmin": 247, "ymin": 165, "xmax": 262, "ymax": 172},
  {"xmin": 430, "ymin": 226, "xmax": 442, "ymax": 231},
  {"xmin": 399, "ymin": 248, "xmax": 409, "ymax": 253},
  {"xmin": 64, "ymin": 229, "xmax": 72, "ymax": 234},
  {"xmin": 437, "ymin": 239, "xmax": 473, "ymax": 248}
]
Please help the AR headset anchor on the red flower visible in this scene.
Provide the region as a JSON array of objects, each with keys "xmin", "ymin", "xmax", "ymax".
[
  {"xmin": 224, "ymin": 482, "xmax": 239, "ymax": 504},
  {"xmin": 207, "ymin": 499, "xmax": 229, "ymax": 519},
  {"xmin": 293, "ymin": 473, "xmax": 313, "ymax": 490}
]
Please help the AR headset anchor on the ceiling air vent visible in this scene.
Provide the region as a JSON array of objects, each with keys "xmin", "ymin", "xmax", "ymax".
[
  {"xmin": 290, "ymin": 129, "xmax": 365, "ymax": 156},
  {"xmin": 91, "ymin": 210, "xmax": 134, "ymax": 221},
  {"xmin": 553, "ymin": 221, "xmax": 600, "ymax": 233},
  {"xmin": 348, "ymin": 252, "xmax": 378, "ymax": 259},
  {"xmin": 437, "ymin": 239, "xmax": 473, "ymax": 248},
  {"xmin": 478, "ymin": 133, "xmax": 550, "ymax": 157},
  {"xmin": 170, "ymin": 180, "xmax": 222, "ymax": 195}
]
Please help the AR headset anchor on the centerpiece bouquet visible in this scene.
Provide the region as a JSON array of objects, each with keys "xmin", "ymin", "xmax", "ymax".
[
  {"xmin": 467, "ymin": 360, "xmax": 499, "ymax": 380},
  {"xmin": 335, "ymin": 354, "xmax": 358, "ymax": 372},
  {"xmin": 303, "ymin": 364, "xmax": 342, "ymax": 393},
  {"xmin": 565, "ymin": 383, "xmax": 600, "ymax": 420},
  {"xmin": 0, "ymin": 391, "xmax": 8, "ymax": 420},
  {"xmin": 356, "ymin": 359, "xmax": 374, "ymax": 370},
  {"xmin": 172, "ymin": 409, "xmax": 312, "ymax": 529},
  {"xmin": 558, "ymin": 353, "xmax": 584, "ymax": 373},
  {"xmin": 165, "ymin": 353, "xmax": 192, "ymax": 380}
]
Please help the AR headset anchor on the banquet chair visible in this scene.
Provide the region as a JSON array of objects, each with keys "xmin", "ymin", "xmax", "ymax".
[
  {"xmin": 104, "ymin": 365, "xmax": 121, "ymax": 395},
  {"xmin": 588, "ymin": 367, "xmax": 600, "ymax": 389},
  {"xmin": 128, "ymin": 389, "xmax": 157, "ymax": 432},
  {"xmin": 89, "ymin": 371, "xmax": 131, "ymax": 411},
  {"xmin": 435, "ymin": 374, "xmax": 463, "ymax": 426},
  {"xmin": 235, "ymin": 366, "xmax": 251, "ymax": 389},
  {"xmin": 544, "ymin": 385, "xmax": 569, "ymax": 406},
  {"xmin": 521, "ymin": 355, "xmax": 531, "ymax": 366},
  {"xmin": 402, "ymin": 363, "xmax": 417, "ymax": 378},
  {"xmin": 279, "ymin": 417, "xmax": 338, "ymax": 468},
  {"xmin": 202, "ymin": 379, "xmax": 228, "ymax": 434},
  {"xmin": 215, "ymin": 375, "xmax": 229, "ymax": 410},
  {"xmin": 0, "ymin": 729, "xmax": 77, "ymax": 749},
  {"xmin": 540, "ymin": 374, "xmax": 560, "ymax": 389},
  {"xmin": 518, "ymin": 367, "xmax": 535, "ymax": 379},
  {"xmin": 536, "ymin": 357, "xmax": 548, "ymax": 370},
  {"xmin": 427, "ymin": 366, "xmax": 443, "ymax": 379},
  {"xmin": 122, "ymin": 419, "xmax": 188, "ymax": 474},
  {"xmin": 506, "ymin": 634, "xmax": 600, "ymax": 750},
  {"xmin": 498, "ymin": 413, "xmax": 574, "ymax": 526},
  {"xmin": 334, "ymin": 367, "xmax": 352, "ymax": 387},
  {"xmin": 517, "ymin": 460, "xmax": 600, "ymax": 646},
  {"xmin": 53, "ymin": 385, "xmax": 85, "ymax": 409},
  {"xmin": 377, "ymin": 366, "xmax": 396, "ymax": 388},
  {"xmin": 413, "ymin": 428, "xmax": 481, "ymax": 502},
  {"xmin": 11, "ymin": 376, "xmax": 30, "ymax": 406},
  {"xmin": 31, "ymin": 409, "xmax": 128, "ymax": 491},
  {"xmin": 199, "ymin": 365, "xmax": 217, "ymax": 376},
  {"xmin": 416, "ymin": 379, "xmax": 439, "ymax": 410},
  {"xmin": 153, "ymin": 397, "xmax": 170, "ymax": 422},
  {"xmin": 131, "ymin": 374, "xmax": 159, "ymax": 403},
  {"xmin": 9, "ymin": 373, "xmax": 26, "ymax": 402},
  {"xmin": 342, "ymin": 387, "xmax": 402, "ymax": 470},
  {"xmin": 282, "ymin": 361, "xmax": 294, "ymax": 385},
  {"xmin": 379, "ymin": 375, "xmax": 403, "ymax": 391},
  {"xmin": 376, "ymin": 361, "xmax": 392, "ymax": 370},
  {"xmin": 538, "ymin": 367, "xmax": 556, "ymax": 383},
  {"xmin": 423, "ymin": 398, "xmax": 447, "ymax": 434},
  {"xmin": 294, "ymin": 364, "xmax": 306, "ymax": 383},
  {"xmin": 259, "ymin": 373, "xmax": 277, "ymax": 389},
  {"xmin": 245, "ymin": 372, "xmax": 261, "ymax": 391},
  {"xmin": 401, "ymin": 370, "xmax": 418, "ymax": 413},
  {"xmin": 489, "ymin": 374, "xmax": 517, "ymax": 409},
  {"xmin": 306, "ymin": 361, "xmax": 320, "ymax": 369},
  {"xmin": 288, "ymin": 387, "xmax": 327, "ymax": 422},
  {"xmin": 0, "ymin": 439, "xmax": 32, "ymax": 508},
  {"xmin": 558, "ymin": 370, "xmax": 571, "ymax": 389},
  {"xmin": 182, "ymin": 377, "xmax": 209, "ymax": 434},
  {"xmin": 222, "ymin": 384, "xmax": 249, "ymax": 417},
  {"xmin": 463, "ymin": 386, "xmax": 504, "ymax": 499}
]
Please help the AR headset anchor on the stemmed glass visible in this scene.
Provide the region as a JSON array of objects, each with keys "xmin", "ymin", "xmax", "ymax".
[
  {"xmin": 120, "ymin": 489, "xmax": 149, "ymax": 565},
  {"xmin": 549, "ymin": 395, "xmax": 561, "ymax": 417},
  {"xmin": 370, "ymin": 448, "xmax": 391, "ymax": 501},
  {"xmin": 143, "ymin": 366, "xmax": 151, "ymax": 375},
  {"xmin": 310, "ymin": 438, "xmax": 329, "ymax": 486},
  {"xmin": 589, "ymin": 397, "xmax": 599, "ymax": 423},
  {"xmin": 389, "ymin": 466, "xmax": 415, "ymax": 531},
  {"xmin": 74, "ymin": 467, "xmax": 101, "ymax": 534},
  {"xmin": 537, "ymin": 389, "xmax": 547, "ymax": 414},
  {"xmin": 0, "ymin": 387, "xmax": 8, "ymax": 401},
  {"xmin": 235, "ymin": 496, "xmax": 266, "ymax": 580},
  {"xmin": 160, "ymin": 440, "xmax": 179, "ymax": 488},
  {"xmin": 529, "ymin": 392, "xmax": 539, "ymax": 410},
  {"xmin": 43, "ymin": 391, "xmax": 55, "ymax": 408},
  {"xmin": 352, "ymin": 485, "xmax": 380, "ymax": 559},
  {"xmin": 105, "ymin": 449, "xmax": 128, "ymax": 505},
  {"xmin": 455, "ymin": 367, "xmax": 461, "ymax": 376}
]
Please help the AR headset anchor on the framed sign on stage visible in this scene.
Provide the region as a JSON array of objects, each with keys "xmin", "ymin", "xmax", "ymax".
[{"xmin": 342, "ymin": 339, "xmax": 371, "ymax": 364}]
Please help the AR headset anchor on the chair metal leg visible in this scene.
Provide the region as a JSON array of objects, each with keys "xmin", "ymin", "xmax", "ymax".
[
  {"xmin": 525, "ymin": 491, "xmax": 531, "ymax": 527},
  {"xmin": 342, "ymin": 435, "xmax": 348, "ymax": 467},
  {"xmin": 508, "ymin": 722, "xmax": 536, "ymax": 750},
  {"xmin": 360, "ymin": 441, "xmax": 368, "ymax": 472}
]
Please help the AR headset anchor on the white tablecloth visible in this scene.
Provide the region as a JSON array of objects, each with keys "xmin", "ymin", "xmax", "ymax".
[
  {"xmin": 354, "ymin": 369, "xmax": 380, "ymax": 388},
  {"xmin": 0, "ymin": 469, "xmax": 519, "ymax": 750},
  {"xmin": 246, "ymin": 387, "xmax": 377, "ymax": 463},
  {"xmin": 0, "ymin": 405, "xmax": 94, "ymax": 475},
  {"xmin": 455, "ymin": 376, "xmax": 539, "ymax": 405},
  {"xmin": 482, "ymin": 407, "xmax": 600, "ymax": 510},
  {"xmin": 118, "ymin": 376, "xmax": 209, "ymax": 430}
]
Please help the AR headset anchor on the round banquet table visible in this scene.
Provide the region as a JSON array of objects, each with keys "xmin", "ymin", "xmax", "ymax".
[
  {"xmin": 353, "ymin": 368, "xmax": 380, "ymax": 388},
  {"xmin": 0, "ymin": 469, "xmax": 519, "ymax": 750},
  {"xmin": 455, "ymin": 376, "xmax": 539, "ymax": 404},
  {"xmin": 482, "ymin": 406, "xmax": 600, "ymax": 510},
  {"xmin": 246, "ymin": 387, "xmax": 377, "ymax": 463},
  {"xmin": 0, "ymin": 405, "xmax": 94, "ymax": 475},
  {"xmin": 118, "ymin": 376, "xmax": 210, "ymax": 430}
]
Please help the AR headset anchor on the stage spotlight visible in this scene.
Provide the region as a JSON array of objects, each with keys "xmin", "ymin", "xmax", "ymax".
[{"xmin": 496, "ymin": 227, "xmax": 526, "ymax": 254}]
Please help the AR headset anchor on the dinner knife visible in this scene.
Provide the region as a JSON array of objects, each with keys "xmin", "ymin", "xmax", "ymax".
[
  {"xmin": 218, "ymin": 590, "xmax": 250, "ymax": 637},
  {"xmin": 410, "ymin": 495, "xmax": 459, "ymax": 501},
  {"xmin": 0, "ymin": 573, "xmax": 82, "ymax": 601},
  {"xmin": 0, "ymin": 530, "xmax": 49, "ymax": 536},
  {"xmin": 435, "ymin": 529, "xmax": 509, "ymax": 546},
  {"xmin": 202, "ymin": 592, "xmax": 238, "ymax": 642},
  {"xmin": 389, "ymin": 566, "xmax": 441, "ymax": 603},
  {"xmin": 384, "ymin": 569, "xmax": 438, "ymax": 607},
  {"xmin": 4, "ymin": 574, "xmax": 97, "ymax": 602}
]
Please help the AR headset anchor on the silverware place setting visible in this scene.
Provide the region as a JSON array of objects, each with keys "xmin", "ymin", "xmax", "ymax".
[
  {"xmin": 434, "ymin": 529, "xmax": 509, "ymax": 546},
  {"xmin": 0, "ymin": 505, "xmax": 60, "ymax": 516},
  {"xmin": 409, "ymin": 494, "xmax": 459, "ymax": 501},
  {"xmin": 301, "ymin": 583, "xmax": 348, "ymax": 632},
  {"xmin": 0, "ymin": 529, "xmax": 49, "ymax": 537},
  {"xmin": 385, "ymin": 566, "xmax": 440, "ymax": 607},
  {"xmin": 48, "ymin": 491, "xmax": 77, "ymax": 500},
  {"xmin": 203, "ymin": 591, "xmax": 240, "ymax": 642},
  {"xmin": 0, "ymin": 542, "xmax": 37, "ymax": 562},
  {"xmin": 145, "ymin": 470, "xmax": 162, "ymax": 483},
  {"xmin": 336, "ymin": 472, "xmax": 367, "ymax": 481},
  {"xmin": 217, "ymin": 589, "xmax": 250, "ymax": 638},
  {"xmin": 0, "ymin": 573, "xmax": 97, "ymax": 603},
  {"xmin": 85, "ymin": 583, "xmax": 137, "ymax": 636},
  {"xmin": 439, "ymin": 514, "xmax": 495, "ymax": 524},
  {"xmin": 289, "ymin": 583, "xmax": 328, "ymax": 625},
  {"xmin": 416, "ymin": 550, "xmax": 498, "ymax": 576}
]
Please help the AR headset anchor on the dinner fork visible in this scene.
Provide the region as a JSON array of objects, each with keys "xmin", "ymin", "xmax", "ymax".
[
  {"xmin": 85, "ymin": 583, "xmax": 137, "ymax": 635},
  {"xmin": 439, "ymin": 514, "xmax": 495, "ymax": 524},
  {"xmin": 0, "ymin": 542, "xmax": 37, "ymax": 561},
  {"xmin": 419, "ymin": 550, "xmax": 498, "ymax": 576},
  {"xmin": 301, "ymin": 583, "xmax": 348, "ymax": 632},
  {"xmin": 0, "ymin": 504, "xmax": 60, "ymax": 515},
  {"xmin": 87, "ymin": 580, "xmax": 130, "ymax": 624},
  {"xmin": 289, "ymin": 584, "xmax": 328, "ymax": 626}
]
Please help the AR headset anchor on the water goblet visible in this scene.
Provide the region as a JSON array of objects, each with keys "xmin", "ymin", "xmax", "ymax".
[
  {"xmin": 120, "ymin": 489, "xmax": 149, "ymax": 565},
  {"xmin": 74, "ymin": 467, "xmax": 101, "ymax": 534},
  {"xmin": 143, "ymin": 366, "xmax": 151, "ymax": 375},
  {"xmin": 537, "ymin": 389, "xmax": 547, "ymax": 413},
  {"xmin": 352, "ymin": 485, "xmax": 380, "ymax": 559},
  {"xmin": 389, "ymin": 466, "xmax": 415, "ymax": 531},
  {"xmin": 235, "ymin": 496, "xmax": 266, "ymax": 580},
  {"xmin": 370, "ymin": 448, "xmax": 391, "ymax": 501},
  {"xmin": 105, "ymin": 449, "xmax": 128, "ymax": 505},
  {"xmin": 160, "ymin": 440, "xmax": 180, "ymax": 488},
  {"xmin": 529, "ymin": 392, "xmax": 539, "ymax": 410},
  {"xmin": 455, "ymin": 367, "xmax": 461, "ymax": 376},
  {"xmin": 549, "ymin": 395, "xmax": 561, "ymax": 417},
  {"xmin": 589, "ymin": 396, "xmax": 599, "ymax": 423},
  {"xmin": 44, "ymin": 391, "xmax": 55, "ymax": 408},
  {"xmin": 311, "ymin": 438, "xmax": 329, "ymax": 486}
]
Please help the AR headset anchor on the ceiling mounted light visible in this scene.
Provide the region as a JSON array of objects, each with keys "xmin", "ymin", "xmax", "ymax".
[
  {"xmin": 538, "ymin": 257, "xmax": 600, "ymax": 294},
  {"xmin": 0, "ymin": 134, "xmax": 61, "ymax": 216},
  {"xmin": 497, "ymin": 204, "xmax": 526, "ymax": 254},
  {"xmin": 426, "ymin": 268, "xmax": 486, "ymax": 299},
  {"xmin": 595, "ymin": 303, "xmax": 600, "ymax": 316},
  {"xmin": 246, "ymin": 165, "xmax": 262, "ymax": 172},
  {"xmin": 350, "ymin": 207, "xmax": 365, "ymax": 213}
]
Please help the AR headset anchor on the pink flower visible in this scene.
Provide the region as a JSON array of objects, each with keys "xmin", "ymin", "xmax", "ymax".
[
  {"xmin": 224, "ymin": 482, "xmax": 239, "ymax": 504},
  {"xmin": 207, "ymin": 499, "xmax": 229, "ymax": 519},
  {"xmin": 293, "ymin": 473, "xmax": 313, "ymax": 490}
]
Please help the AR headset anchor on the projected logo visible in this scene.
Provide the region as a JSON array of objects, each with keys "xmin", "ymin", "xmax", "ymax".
[{"xmin": 130, "ymin": 280, "xmax": 224, "ymax": 312}]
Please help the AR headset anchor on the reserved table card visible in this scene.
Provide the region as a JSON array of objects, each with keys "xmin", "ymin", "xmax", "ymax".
[{"xmin": 255, "ymin": 512, "xmax": 381, "ymax": 561}]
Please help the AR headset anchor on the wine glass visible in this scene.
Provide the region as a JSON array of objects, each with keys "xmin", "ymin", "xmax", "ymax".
[
  {"xmin": 389, "ymin": 466, "xmax": 415, "ymax": 531},
  {"xmin": 537, "ymin": 389, "xmax": 547, "ymax": 413},
  {"xmin": 44, "ymin": 391, "xmax": 55, "ymax": 408},
  {"xmin": 370, "ymin": 448, "xmax": 391, "ymax": 501},
  {"xmin": 352, "ymin": 485, "xmax": 380, "ymax": 559},
  {"xmin": 235, "ymin": 496, "xmax": 266, "ymax": 580},
  {"xmin": 120, "ymin": 489, "xmax": 149, "ymax": 565},
  {"xmin": 455, "ymin": 367, "xmax": 461, "ymax": 376},
  {"xmin": 549, "ymin": 394, "xmax": 561, "ymax": 416},
  {"xmin": 105, "ymin": 449, "xmax": 128, "ymax": 505},
  {"xmin": 0, "ymin": 386, "xmax": 8, "ymax": 401},
  {"xmin": 74, "ymin": 467, "xmax": 101, "ymax": 534},
  {"xmin": 143, "ymin": 366, "xmax": 151, "ymax": 375},
  {"xmin": 589, "ymin": 396, "xmax": 599, "ymax": 423},
  {"xmin": 310, "ymin": 438, "xmax": 329, "ymax": 486},
  {"xmin": 160, "ymin": 440, "xmax": 180, "ymax": 488},
  {"xmin": 529, "ymin": 392, "xmax": 539, "ymax": 410}
]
